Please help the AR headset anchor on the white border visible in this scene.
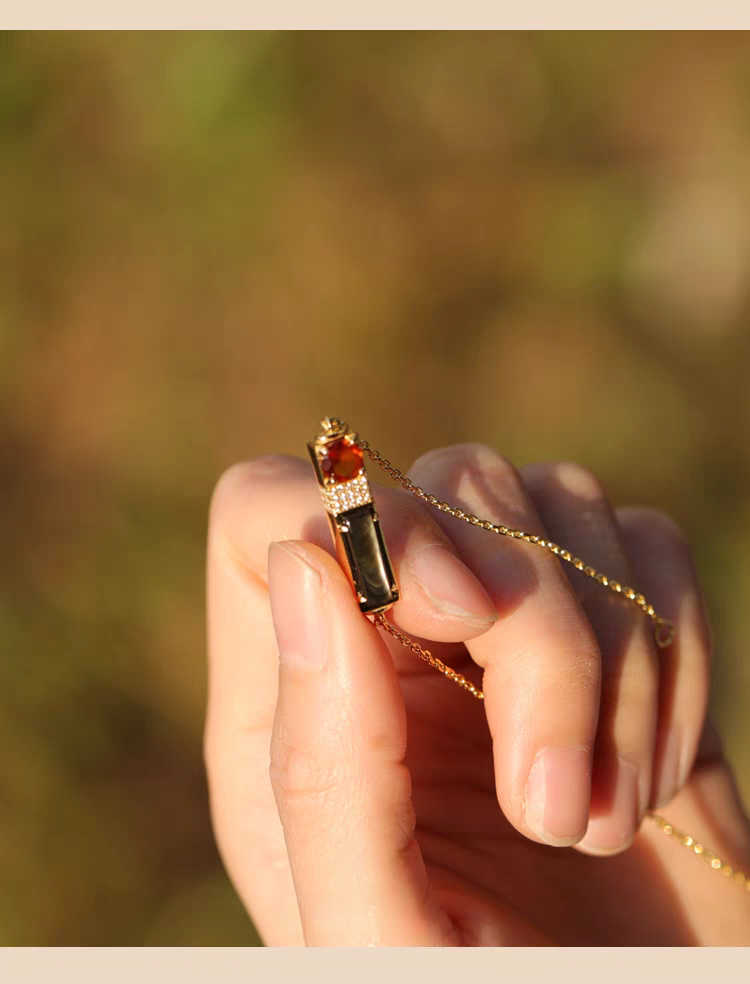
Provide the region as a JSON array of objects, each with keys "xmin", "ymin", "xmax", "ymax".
[
  {"xmin": 0, "ymin": 947, "xmax": 749, "ymax": 982},
  {"xmin": 3, "ymin": 2, "xmax": 750, "ymax": 30}
]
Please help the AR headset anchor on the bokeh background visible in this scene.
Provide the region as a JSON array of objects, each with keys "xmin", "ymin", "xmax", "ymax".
[{"xmin": 2, "ymin": 30, "xmax": 750, "ymax": 945}]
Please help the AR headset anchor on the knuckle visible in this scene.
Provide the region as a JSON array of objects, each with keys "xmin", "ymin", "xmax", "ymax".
[
  {"xmin": 616, "ymin": 666, "xmax": 659, "ymax": 709},
  {"xmin": 387, "ymin": 764, "xmax": 417, "ymax": 854},
  {"xmin": 203, "ymin": 716, "xmax": 274, "ymax": 807},
  {"xmin": 620, "ymin": 506, "xmax": 689, "ymax": 551},
  {"xmin": 208, "ymin": 455, "xmax": 305, "ymax": 570},
  {"xmin": 209, "ymin": 461, "xmax": 253, "ymax": 526},
  {"xmin": 551, "ymin": 644, "xmax": 602, "ymax": 698},
  {"xmin": 416, "ymin": 442, "xmax": 509, "ymax": 470},
  {"xmin": 540, "ymin": 461, "xmax": 606, "ymax": 503},
  {"xmin": 546, "ymin": 622, "xmax": 602, "ymax": 690},
  {"xmin": 501, "ymin": 626, "xmax": 602, "ymax": 700},
  {"xmin": 412, "ymin": 443, "xmax": 520, "ymax": 487},
  {"xmin": 245, "ymin": 452, "xmax": 305, "ymax": 476},
  {"xmin": 210, "ymin": 455, "xmax": 301, "ymax": 523},
  {"xmin": 212, "ymin": 455, "xmax": 302, "ymax": 503},
  {"xmin": 269, "ymin": 738, "xmax": 345, "ymax": 810}
]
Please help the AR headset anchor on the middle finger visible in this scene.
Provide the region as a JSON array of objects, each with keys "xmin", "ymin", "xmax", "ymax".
[
  {"xmin": 522, "ymin": 461, "xmax": 659, "ymax": 856},
  {"xmin": 408, "ymin": 444, "xmax": 602, "ymax": 849}
]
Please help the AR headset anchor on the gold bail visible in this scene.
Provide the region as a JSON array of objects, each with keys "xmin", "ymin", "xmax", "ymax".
[{"xmin": 320, "ymin": 417, "xmax": 347, "ymax": 439}]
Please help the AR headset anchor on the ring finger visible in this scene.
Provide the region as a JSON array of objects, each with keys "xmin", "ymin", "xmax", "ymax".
[{"xmin": 521, "ymin": 462, "xmax": 660, "ymax": 855}]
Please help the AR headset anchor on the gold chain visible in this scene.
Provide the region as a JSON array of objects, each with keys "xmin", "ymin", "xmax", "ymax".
[
  {"xmin": 373, "ymin": 610, "xmax": 484, "ymax": 699},
  {"xmin": 645, "ymin": 814, "xmax": 749, "ymax": 888},
  {"xmin": 361, "ymin": 439, "xmax": 750, "ymax": 893}
]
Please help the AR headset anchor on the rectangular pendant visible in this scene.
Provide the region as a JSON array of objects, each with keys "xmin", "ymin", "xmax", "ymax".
[
  {"xmin": 307, "ymin": 420, "xmax": 399, "ymax": 615},
  {"xmin": 329, "ymin": 503, "xmax": 398, "ymax": 614}
]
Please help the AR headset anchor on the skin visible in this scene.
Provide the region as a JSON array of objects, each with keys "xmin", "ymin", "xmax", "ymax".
[{"xmin": 205, "ymin": 445, "xmax": 750, "ymax": 945}]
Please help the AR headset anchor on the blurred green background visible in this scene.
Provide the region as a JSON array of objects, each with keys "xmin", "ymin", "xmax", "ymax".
[{"xmin": 1, "ymin": 30, "xmax": 750, "ymax": 945}]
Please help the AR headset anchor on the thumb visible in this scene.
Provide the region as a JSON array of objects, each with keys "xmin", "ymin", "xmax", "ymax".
[{"xmin": 267, "ymin": 539, "xmax": 454, "ymax": 946}]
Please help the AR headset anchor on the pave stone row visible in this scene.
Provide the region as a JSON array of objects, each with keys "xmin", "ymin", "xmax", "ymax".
[{"xmin": 320, "ymin": 472, "xmax": 373, "ymax": 517}]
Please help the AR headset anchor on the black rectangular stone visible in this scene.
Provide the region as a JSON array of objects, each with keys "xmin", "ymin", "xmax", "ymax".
[{"xmin": 331, "ymin": 503, "xmax": 399, "ymax": 614}]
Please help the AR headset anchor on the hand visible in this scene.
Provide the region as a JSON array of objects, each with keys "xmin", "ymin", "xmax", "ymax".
[{"xmin": 205, "ymin": 445, "xmax": 750, "ymax": 945}]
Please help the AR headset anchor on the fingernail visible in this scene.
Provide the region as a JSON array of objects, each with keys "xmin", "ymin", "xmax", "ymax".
[
  {"xmin": 408, "ymin": 543, "xmax": 497, "ymax": 625},
  {"xmin": 268, "ymin": 541, "xmax": 327, "ymax": 668},
  {"xmin": 578, "ymin": 757, "xmax": 639, "ymax": 856},
  {"xmin": 653, "ymin": 727, "xmax": 682, "ymax": 809},
  {"xmin": 524, "ymin": 746, "xmax": 591, "ymax": 847}
]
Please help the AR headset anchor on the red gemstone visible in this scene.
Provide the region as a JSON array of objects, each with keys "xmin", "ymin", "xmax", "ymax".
[{"xmin": 320, "ymin": 438, "xmax": 364, "ymax": 483}]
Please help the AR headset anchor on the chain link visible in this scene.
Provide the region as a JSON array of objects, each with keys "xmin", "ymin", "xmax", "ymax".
[{"xmin": 361, "ymin": 438, "xmax": 750, "ymax": 893}]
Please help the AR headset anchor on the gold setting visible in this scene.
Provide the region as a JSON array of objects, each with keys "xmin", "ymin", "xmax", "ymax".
[
  {"xmin": 313, "ymin": 416, "xmax": 360, "ymax": 458},
  {"xmin": 310, "ymin": 417, "xmax": 373, "ymax": 516},
  {"xmin": 308, "ymin": 418, "xmax": 398, "ymax": 615}
]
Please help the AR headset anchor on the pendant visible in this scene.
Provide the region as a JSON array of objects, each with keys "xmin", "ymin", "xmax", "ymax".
[{"xmin": 308, "ymin": 417, "xmax": 399, "ymax": 615}]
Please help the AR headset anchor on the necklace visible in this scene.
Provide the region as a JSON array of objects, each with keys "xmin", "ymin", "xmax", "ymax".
[{"xmin": 307, "ymin": 417, "xmax": 749, "ymax": 892}]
